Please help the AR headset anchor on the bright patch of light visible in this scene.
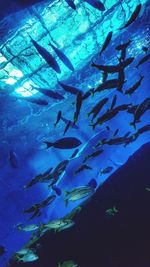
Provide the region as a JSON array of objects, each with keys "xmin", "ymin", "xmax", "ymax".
[
  {"xmin": 5, "ymin": 77, "xmax": 16, "ymax": 85},
  {"xmin": 9, "ymin": 69, "xmax": 23, "ymax": 78},
  {"xmin": 79, "ymin": 21, "xmax": 89, "ymax": 33},
  {"xmin": 0, "ymin": 54, "xmax": 7, "ymax": 64},
  {"xmin": 15, "ymin": 81, "xmax": 38, "ymax": 97}
]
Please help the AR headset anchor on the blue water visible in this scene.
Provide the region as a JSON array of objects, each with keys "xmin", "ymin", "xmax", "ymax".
[{"xmin": 0, "ymin": 0, "xmax": 150, "ymax": 266}]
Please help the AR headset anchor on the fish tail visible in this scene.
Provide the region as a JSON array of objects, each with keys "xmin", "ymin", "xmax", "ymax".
[
  {"xmin": 44, "ymin": 142, "xmax": 53, "ymax": 149},
  {"xmin": 64, "ymin": 190, "xmax": 70, "ymax": 196},
  {"xmin": 129, "ymin": 122, "xmax": 136, "ymax": 130}
]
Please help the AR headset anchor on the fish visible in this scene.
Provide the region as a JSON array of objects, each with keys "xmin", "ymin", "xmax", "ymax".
[
  {"xmin": 32, "ymin": 86, "xmax": 64, "ymax": 100},
  {"xmin": 145, "ymin": 187, "xmax": 150, "ymax": 192},
  {"xmin": 116, "ymin": 39, "xmax": 132, "ymax": 52},
  {"xmin": 136, "ymin": 53, "xmax": 150, "ymax": 68},
  {"xmin": 61, "ymin": 116, "xmax": 79, "ymax": 129},
  {"xmin": 51, "ymin": 185, "xmax": 62, "ymax": 196},
  {"xmin": 16, "ymin": 223, "xmax": 39, "ymax": 232},
  {"xmin": 49, "ymin": 43, "xmax": 74, "ymax": 71},
  {"xmin": 64, "ymin": 184, "xmax": 96, "ymax": 206},
  {"xmin": 23, "ymin": 97, "xmax": 48, "ymax": 106},
  {"xmin": 105, "ymin": 206, "xmax": 118, "ymax": 216},
  {"xmin": 0, "ymin": 246, "xmax": 5, "ymax": 256},
  {"xmin": 117, "ymin": 69, "xmax": 126, "ymax": 92},
  {"xmin": 24, "ymin": 168, "xmax": 53, "ymax": 189},
  {"xmin": 130, "ymin": 97, "xmax": 150, "ymax": 128},
  {"xmin": 119, "ymin": 4, "xmax": 142, "ymax": 30},
  {"xmin": 87, "ymin": 179, "xmax": 97, "ymax": 189},
  {"xmin": 8, "ymin": 150, "xmax": 18, "ymax": 168},
  {"xmin": 99, "ymin": 31, "xmax": 113, "ymax": 56},
  {"xmin": 40, "ymin": 195, "xmax": 56, "ymax": 208},
  {"xmin": 84, "ymin": 0, "xmax": 105, "ymax": 11},
  {"xmin": 142, "ymin": 46, "xmax": 148, "ymax": 53},
  {"xmin": 58, "ymin": 260, "xmax": 78, "ymax": 267},
  {"xmin": 96, "ymin": 133, "xmax": 133, "ymax": 147},
  {"xmin": 30, "ymin": 36, "xmax": 61, "ymax": 73},
  {"xmin": 127, "ymin": 104, "xmax": 138, "ymax": 114},
  {"xmin": 83, "ymin": 149, "xmax": 103, "ymax": 163},
  {"xmin": 44, "ymin": 137, "xmax": 82, "ymax": 149},
  {"xmin": 82, "ymin": 88, "xmax": 95, "ymax": 100},
  {"xmin": 114, "ymin": 104, "xmax": 132, "ymax": 112},
  {"xmin": 90, "ymin": 109, "xmax": 118, "ymax": 129},
  {"xmin": 44, "ymin": 218, "xmax": 74, "ymax": 232},
  {"xmin": 17, "ymin": 251, "xmax": 38, "ymax": 263},
  {"xmin": 74, "ymin": 92, "xmax": 83, "ymax": 123},
  {"xmin": 75, "ymin": 164, "xmax": 93, "ymax": 174},
  {"xmin": 16, "ymin": 248, "xmax": 33, "ymax": 256},
  {"xmin": 70, "ymin": 149, "xmax": 79, "ymax": 159},
  {"xmin": 64, "ymin": 0, "xmax": 76, "ymax": 10},
  {"xmin": 124, "ymin": 75, "xmax": 144, "ymax": 96},
  {"xmin": 102, "ymin": 71, "xmax": 108, "ymax": 83},
  {"xmin": 110, "ymin": 95, "xmax": 117, "ymax": 110},
  {"xmin": 63, "ymin": 120, "xmax": 71, "ymax": 135},
  {"xmin": 58, "ymin": 80, "xmax": 82, "ymax": 95},
  {"xmin": 87, "ymin": 97, "xmax": 108, "ymax": 121},
  {"xmin": 94, "ymin": 79, "xmax": 119, "ymax": 93},
  {"xmin": 100, "ymin": 166, "xmax": 113, "ymax": 175},
  {"xmin": 54, "ymin": 111, "xmax": 62, "ymax": 128},
  {"xmin": 92, "ymin": 57, "xmax": 134, "ymax": 73},
  {"xmin": 136, "ymin": 124, "xmax": 150, "ymax": 135}
]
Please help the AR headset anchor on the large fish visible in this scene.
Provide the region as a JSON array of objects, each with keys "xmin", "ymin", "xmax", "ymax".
[
  {"xmin": 32, "ymin": 86, "xmax": 64, "ymax": 100},
  {"xmin": 87, "ymin": 97, "xmax": 108, "ymax": 121},
  {"xmin": 44, "ymin": 137, "xmax": 82, "ymax": 149},
  {"xmin": 49, "ymin": 43, "xmax": 74, "ymax": 71},
  {"xmin": 58, "ymin": 80, "xmax": 82, "ymax": 95},
  {"xmin": 99, "ymin": 31, "xmax": 113, "ymax": 56},
  {"xmin": 64, "ymin": 0, "xmax": 76, "ymax": 10},
  {"xmin": 119, "ymin": 4, "xmax": 142, "ymax": 30},
  {"xmin": 90, "ymin": 109, "xmax": 118, "ymax": 129},
  {"xmin": 94, "ymin": 79, "xmax": 119, "ymax": 93},
  {"xmin": 84, "ymin": 0, "xmax": 105, "ymax": 11},
  {"xmin": 30, "ymin": 36, "xmax": 61, "ymax": 73}
]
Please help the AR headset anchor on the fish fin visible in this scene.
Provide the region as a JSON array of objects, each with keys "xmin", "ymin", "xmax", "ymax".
[
  {"xmin": 64, "ymin": 190, "xmax": 70, "ymax": 196},
  {"xmin": 129, "ymin": 122, "xmax": 136, "ymax": 130},
  {"xmin": 44, "ymin": 141, "xmax": 53, "ymax": 149}
]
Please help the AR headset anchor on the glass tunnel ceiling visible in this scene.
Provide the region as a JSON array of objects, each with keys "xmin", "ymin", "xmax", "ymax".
[{"xmin": 0, "ymin": 0, "xmax": 148, "ymax": 97}]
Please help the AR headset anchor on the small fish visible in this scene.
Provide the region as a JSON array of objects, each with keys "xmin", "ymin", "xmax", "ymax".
[
  {"xmin": 44, "ymin": 218, "xmax": 74, "ymax": 231},
  {"xmin": 145, "ymin": 187, "xmax": 150, "ymax": 192},
  {"xmin": 125, "ymin": 75, "xmax": 144, "ymax": 95},
  {"xmin": 16, "ymin": 223, "xmax": 39, "ymax": 232},
  {"xmin": 61, "ymin": 116, "xmax": 79, "ymax": 129},
  {"xmin": 0, "ymin": 246, "xmax": 5, "ymax": 256},
  {"xmin": 119, "ymin": 4, "xmax": 142, "ymax": 30},
  {"xmin": 84, "ymin": 0, "xmax": 105, "ymax": 11},
  {"xmin": 136, "ymin": 53, "xmax": 150, "ymax": 68},
  {"xmin": 105, "ymin": 206, "xmax": 118, "ymax": 216},
  {"xmin": 88, "ymin": 97, "xmax": 108, "ymax": 121},
  {"xmin": 18, "ymin": 251, "xmax": 38, "ymax": 263},
  {"xmin": 44, "ymin": 137, "xmax": 82, "ymax": 149},
  {"xmin": 23, "ymin": 97, "xmax": 48, "ymax": 106},
  {"xmin": 130, "ymin": 97, "xmax": 150, "ymax": 128},
  {"xmin": 100, "ymin": 166, "xmax": 113, "ymax": 175},
  {"xmin": 83, "ymin": 149, "xmax": 103, "ymax": 163},
  {"xmin": 137, "ymin": 124, "xmax": 150, "ymax": 135},
  {"xmin": 94, "ymin": 79, "xmax": 118, "ymax": 93},
  {"xmin": 74, "ymin": 92, "xmax": 83, "ymax": 123},
  {"xmin": 64, "ymin": 0, "xmax": 76, "ymax": 10},
  {"xmin": 54, "ymin": 111, "xmax": 62, "ymax": 128},
  {"xmin": 30, "ymin": 36, "xmax": 61, "ymax": 73},
  {"xmin": 64, "ymin": 185, "xmax": 95, "ymax": 206},
  {"xmin": 16, "ymin": 248, "xmax": 32, "ymax": 256},
  {"xmin": 52, "ymin": 185, "xmax": 62, "ymax": 196},
  {"xmin": 110, "ymin": 95, "xmax": 117, "ymax": 110},
  {"xmin": 117, "ymin": 69, "xmax": 126, "ymax": 92},
  {"xmin": 24, "ymin": 168, "xmax": 53, "ymax": 189},
  {"xmin": 99, "ymin": 31, "xmax": 113, "ymax": 56},
  {"xmin": 142, "ymin": 46, "xmax": 148, "ymax": 53},
  {"xmin": 70, "ymin": 149, "xmax": 79, "ymax": 159},
  {"xmin": 75, "ymin": 164, "xmax": 93, "ymax": 174},
  {"xmin": 8, "ymin": 150, "xmax": 18, "ymax": 168},
  {"xmin": 49, "ymin": 43, "xmax": 74, "ymax": 71},
  {"xmin": 114, "ymin": 104, "xmax": 132, "ymax": 112},
  {"xmin": 58, "ymin": 260, "xmax": 78, "ymax": 267},
  {"xmin": 32, "ymin": 86, "xmax": 64, "ymax": 100},
  {"xmin": 90, "ymin": 109, "xmax": 118, "ymax": 129},
  {"xmin": 58, "ymin": 80, "xmax": 82, "ymax": 95},
  {"xmin": 63, "ymin": 120, "xmax": 71, "ymax": 135}
]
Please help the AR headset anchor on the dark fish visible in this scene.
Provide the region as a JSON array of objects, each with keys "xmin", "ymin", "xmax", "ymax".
[
  {"xmin": 23, "ymin": 204, "xmax": 41, "ymax": 220},
  {"xmin": 117, "ymin": 69, "xmax": 126, "ymax": 92},
  {"xmin": 0, "ymin": 246, "xmax": 5, "ymax": 256},
  {"xmin": 130, "ymin": 97, "xmax": 150, "ymax": 128},
  {"xmin": 125, "ymin": 75, "xmax": 144, "ymax": 96},
  {"xmin": 84, "ymin": 0, "xmax": 105, "ymax": 11},
  {"xmin": 90, "ymin": 109, "xmax": 118, "ymax": 129},
  {"xmin": 94, "ymin": 79, "xmax": 119, "ymax": 93},
  {"xmin": 54, "ymin": 111, "xmax": 62, "ymax": 128},
  {"xmin": 8, "ymin": 150, "xmax": 18, "ymax": 168},
  {"xmin": 116, "ymin": 40, "xmax": 132, "ymax": 51},
  {"xmin": 119, "ymin": 4, "xmax": 142, "ymax": 30},
  {"xmin": 87, "ymin": 97, "xmax": 108, "ymax": 121},
  {"xmin": 49, "ymin": 43, "xmax": 74, "ymax": 71},
  {"xmin": 127, "ymin": 104, "xmax": 138, "ymax": 114},
  {"xmin": 63, "ymin": 120, "xmax": 71, "ymax": 135},
  {"xmin": 82, "ymin": 88, "xmax": 95, "ymax": 100},
  {"xmin": 23, "ymin": 97, "xmax": 48, "ymax": 106},
  {"xmin": 58, "ymin": 80, "xmax": 82, "ymax": 95},
  {"xmin": 61, "ymin": 116, "xmax": 79, "ymax": 129},
  {"xmin": 83, "ymin": 149, "xmax": 103, "ymax": 163},
  {"xmin": 30, "ymin": 36, "xmax": 61, "ymax": 73},
  {"xmin": 92, "ymin": 57, "xmax": 134, "ymax": 73},
  {"xmin": 70, "ymin": 149, "xmax": 79, "ymax": 159},
  {"xmin": 32, "ymin": 86, "xmax": 64, "ymax": 100},
  {"xmin": 44, "ymin": 137, "xmax": 82, "ymax": 149},
  {"xmin": 137, "ymin": 124, "xmax": 150, "ymax": 135},
  {"xmin": 99, "ymin": 31, "xmax": 113, "ymax": 56},
  {"xmin": 102, "ymin": 71, "xmax": 108, "ymax": 83},
  {"xmin": 110, "ymin": 95, "xmax": 117, "ymax": 110},
  {"xmin": 65, "ymin": 0, "xmax": 76, "ymax": 10},
  {"xmin": 75, "ymin": 164, "xmax": 93, "ymax": 174},
  {"xmin": 113, "ymin": 128, "xmax": 119, "ymax": 137},
  {"xmin": 24, "ymin": 168, "xmax": 53, "ymax": 189},
  {"xmin": 87, "ymin": 179, "xmax": 97, "ymax": 189},
  {"xmin": 100, "ymin": 166, "xmax": 113, "ymax": 175},
  {"xmin": 142, "ymin": 46, "xmax": 148, "ymax": 53},
  {"xmin": 136, "ymin": 53, "xmax": 150, "ymax": 68},
  {"xmin": 51, "ymin": 185, "xmax": 62, "ymax": 196},
  {"xmin": 114, "ymin": 104, "xmax": 132, "ymax": 112},
  {"xmin": 74, "ymin": 92, "xmax": 83, "ymax": 124},
  {"xmin": 40, "ymin": 195, "xmax": 56, "ymax": 208}
]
